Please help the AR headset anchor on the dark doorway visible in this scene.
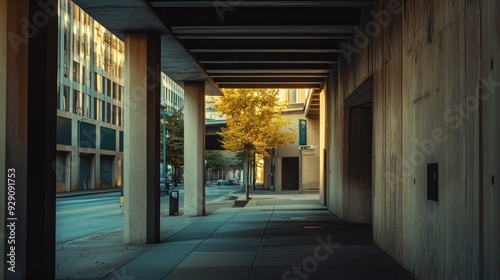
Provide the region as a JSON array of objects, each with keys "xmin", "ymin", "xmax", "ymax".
[
  {"xmin": 79, "ymin": 154, "xmax": 92, "ymax": 190},
  {"xmin": 282, "ymin": 157, "xmax": 299, "ymax": 190},
  {"xmin": 347, "ymin": 106, "xmax": 373, "ymax": 223}
]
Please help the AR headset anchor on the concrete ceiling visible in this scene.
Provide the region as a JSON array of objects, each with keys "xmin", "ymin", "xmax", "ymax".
[{"xmin": 72, "ymin": 0, "xmax": 373, "ymax": 96}]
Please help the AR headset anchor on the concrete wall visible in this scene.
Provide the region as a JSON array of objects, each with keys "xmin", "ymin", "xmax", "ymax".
[
  {"xmin": 326, "ymin": 12, "xmax": 375, "ymax": 217},
  {"xmin": 302, "ymin": 149, "xmax": 320, "ymax": 191},
  {"xmin": 480, "ymin": 0, "xmax": 500, "ymax": 278},
  {"xmin": 303, "ymin": 116, "xmax": 320, "ymax": 191},
  {"xmin": 324, "ymin": 0, "xmax": 499, "ymax": 278}
]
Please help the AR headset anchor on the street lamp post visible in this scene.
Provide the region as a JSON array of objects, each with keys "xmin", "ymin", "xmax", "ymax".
[
  {"xmin": 77, "ymin": 118, "xmax": 81, "ymax": 190},
  {"xmin": 163, "ymin": 112, "xmax": 167, "ymax": 186}
]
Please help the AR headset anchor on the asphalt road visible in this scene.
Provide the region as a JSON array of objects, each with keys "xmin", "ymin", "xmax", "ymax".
[{"xmin": 56, "ymin": 185, "xmax": 239, "ymax": 245}]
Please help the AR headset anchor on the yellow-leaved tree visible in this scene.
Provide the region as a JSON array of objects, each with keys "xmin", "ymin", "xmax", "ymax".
[{"xmin": 215, "ymin": 88, "xmax": 297, "ymax": 200}]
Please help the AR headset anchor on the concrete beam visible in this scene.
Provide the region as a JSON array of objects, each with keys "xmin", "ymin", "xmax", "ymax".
[{"xmin": 123, "ymin": 33, "xmax": 161, "ymax": 244}]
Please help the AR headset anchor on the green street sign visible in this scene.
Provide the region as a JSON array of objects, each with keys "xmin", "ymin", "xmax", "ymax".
[{"xmin": 299, "ymin": 119, "xmax": 307, "ymax": 146}]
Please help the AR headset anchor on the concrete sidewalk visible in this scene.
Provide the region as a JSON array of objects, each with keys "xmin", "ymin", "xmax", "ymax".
[{"xmin": 56, "ymin": 191, "xmax": 415, "ymax": 280}]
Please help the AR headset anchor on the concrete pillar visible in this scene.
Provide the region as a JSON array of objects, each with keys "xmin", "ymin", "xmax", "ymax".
[
  {"xmin": 184, "ymin": 82, "xmax": 206, "ymax": 216},
  {"xmin": 319, "ymin": 88, "xmax": 327, "ymax": 206},
  {"xmin": 0, "ymin": 0, "xmax": 58, "ymax": 278},
  {"xmin": 123, "ymin": 33, "xmax": 161, "ymax": 244}
]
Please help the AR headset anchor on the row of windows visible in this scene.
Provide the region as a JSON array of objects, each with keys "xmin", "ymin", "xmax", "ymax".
[
  {"xmin": 59, "ymin": 85, "xmax": 123, "ymax": 126},
  {"xmin": 163, "ymin": 87, "xmax": 184, "ymax": 108},
  {"xmin": 61, "ymin": 4, "xmax": 124, "ymax": 79},
  {"xmin": 63, "ymin": 27, "xmax": 124, "ymax": 79},
  {"xmin": 65, "ymin": 61, "xmax": 123, "ymax": 102},
  {"xmin": 58, "ymin": 1, "xmax": 185, "ymax": 131},
  {"xmin": 94, "ymin": 72, "xmax": 124, "ymax": 101},
  {"xmin": 163, "ymin": 105, "xmax": 176, "ymax": 112}
]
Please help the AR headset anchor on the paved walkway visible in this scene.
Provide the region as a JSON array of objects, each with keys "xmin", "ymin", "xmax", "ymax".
[{"xmin": 56, "ymin": 190, "xmax": 415, "ymax": 280}]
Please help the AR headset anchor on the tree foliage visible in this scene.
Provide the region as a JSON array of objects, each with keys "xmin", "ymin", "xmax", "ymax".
[
  {"xmin": 214, "ymin": 88, "xmax": 297, "ymax": 158},
  {"xmin": 215, "ymin": 88, "xmax": 297, "ymax": 199},
  {"xmin": 206, "ymin": 150, "xmax": 243, "ymax": 179},
  {"xmin": 161, "ymin": 106, "xmax": 184, "ymax": 184}
]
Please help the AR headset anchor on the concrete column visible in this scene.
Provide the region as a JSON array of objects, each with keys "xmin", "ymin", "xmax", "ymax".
[
  {"xmin": 184, "ymin": 82, "xmax": 206, "ymax": 216},
  {"xmin": 123, "ymin": 33, "xmax": 161, "ymax": 244},
  {"xmin": 0, "ymin": 0, "xmax": 58, "ymax": 278},
  {"xmin": 319, "ymin": 88, "xmax": 327, "ymax": 206}
]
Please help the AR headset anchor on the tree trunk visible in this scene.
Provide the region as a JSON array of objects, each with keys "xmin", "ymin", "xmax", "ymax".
[
  {"xmin": 253, "ymin": 151, "xmax": 256, "ymax": 190},
  {"xmin": 245, "ymin": 151, "xmax": 250, "ymax": 200},
  {"xmin": 173, "ymin": 166, "xmax": 178, "ymax": 187}
]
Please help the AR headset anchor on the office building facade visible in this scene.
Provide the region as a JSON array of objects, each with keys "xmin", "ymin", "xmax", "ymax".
[{"xmin": 55, "ymin": 0, "xmax": 183, "ymax": 192}]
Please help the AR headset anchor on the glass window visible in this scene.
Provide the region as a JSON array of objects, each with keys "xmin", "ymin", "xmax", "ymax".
[
  {"xmin": 84, "ymin": 94, "xmax": 90, "ymax": 117},
  {"xmin": 94, "ymin": 98, "xmax": 99, "ymax": 121},
  {"xmin": 101, "ymin": 100, "xmax": 105, "ymax": 122},
  {"xmin": 73, "ymin": 90, "xmax": 81, "ymax": 114},
  {"xmin": 106, "ymin": 102, "xmax": 111, "ymax": 123},
  {"xmin": 73, "ymin": 61, "xmax": 79, "ymax": 83},
  {"xmin": 82, "ymin": 65, "xmax": 86, "ymax": 86},
  {"xmin": 63, "ymin": 86, "xmax": 70, "ymax": 111},
  {"xmin": 112, "ymin": 105, "xmax": 117, "ymax": 125},
  {"xmin": 107, "ymin": 79, "xmax": 111, "ymax": 97},
  {"xmin": 118, "ymin": 108, "xmax": 122, "ymax": 126},
  {"xmin": 118, "ymin": 86, "xmax": 123, "ymax": 102},
  {"xmin": 102, "ymin": 76, "xmax": 107, "ymax": 95},
  {"xmin": 112, "ymin": 82, "xmax": 117, "ymax": 99},
  {"xmin": 94, "ymin": 72, "xmax": 102, "ymax": 92}
]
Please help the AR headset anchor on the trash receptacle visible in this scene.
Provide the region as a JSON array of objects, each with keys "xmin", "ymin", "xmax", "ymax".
[{"xmin": 169, "ymin": 190, "xmax": 179, "ymax": 216}]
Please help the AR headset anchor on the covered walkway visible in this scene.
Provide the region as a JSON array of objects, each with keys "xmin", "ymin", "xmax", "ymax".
[
  {"xmin": 1, "ymin": 0, "xmax": 498, "ymax": 279},
  {"xmin": 56, "ymin": 190, "xmax": 415, "ymax": 280}
]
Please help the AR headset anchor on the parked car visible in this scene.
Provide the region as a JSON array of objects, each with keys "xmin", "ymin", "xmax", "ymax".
[
  {"xmin": 229, "ymin": 179, "xmax": 240, "ymax": 185},
  {"xmin": 216, "ymin": 179, "xmax": 228, "ymax": 185}
]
